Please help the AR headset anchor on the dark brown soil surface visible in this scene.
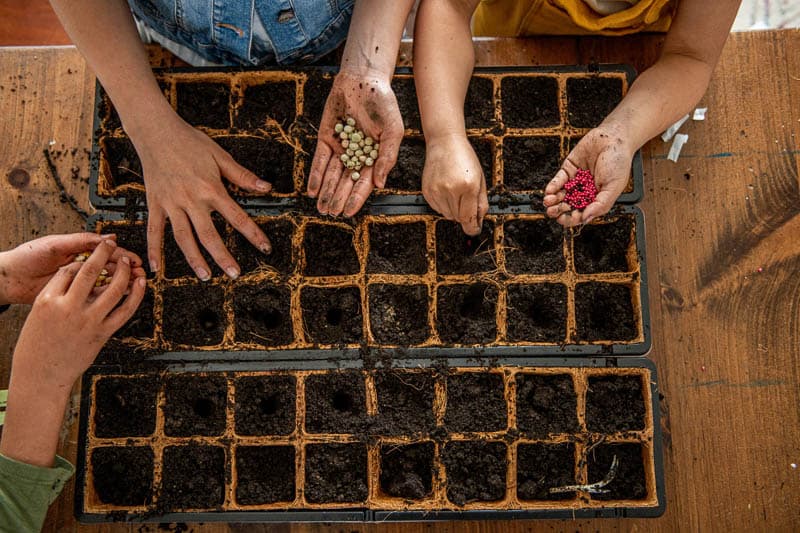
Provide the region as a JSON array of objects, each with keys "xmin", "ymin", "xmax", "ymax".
[
  {"xmin": 164, "ymin": 215, "xmax": 228, "ymax": 279},
  {"xmin": 517, "ymin": 443, "xmax": 576, "ymax": 501},
  {"xmin": 575, "ymin": 283, "xmax": 636, "ymax": 341},
  {"xmin": 214, "ymin": 135, "xmax": 295, "ymax": 194},
  {"xmin": 99, "ymin": 90, "xmax": 121, "ymax": 131},
  {"xmin": 304, "ymin": 443, "xmax": 368, "ymax": 503},
  {"xmin": 391, "ymin": 77, "xmax": 421, "ymax": 130},
  {"xmin": 163, "ymin": 374, "xmax": 227, "ymax": 437},
  {"xmin": 567, "ymin": 77, "xmax": 623, "ymax": 128},
  {"xmin": 109, "ymin": 222, "xmax": 153, "ymax": 278},
  {"xmin": 367, "ymin": 221, "xmax": 428, "ymax": 275},
  {"xmin": 373, "ymin": 371, "xmax": 436, "ymax": 435},
  {"xmin": 162, "ymin": 284, "xmax": 226, "ymax": 346},
  {"xmin": 506, "ymin": 284, "xmax": 567, "ymax": 343},
  {"xmin": 573, "ymin": 217, "xmax": 633, "ymax": 274},
  {"xmin": 233, "ymin": 283, "xmax": 293, "ymax": 346},
  {"xmin": 113, "ymin": 286, "xmax": 155, "ymax": 340},
  {"xmin": 368, "ymin": 284, "xmax": 430, "ymax": 345},
  {"xmin": 300, "ymin": 286, "xmax": 363, "ymax": 344},
  {"xmin": 235, "ymin": 445, "xmax": 296, "ymax": 504},
  {"xmin": 303, "ymin": 223, "xmax": 359, "ymax": 276},
  {"xmin": 234, "ymin": 375, "xmax": 296, "ymax": 436},
  {"xmin": 435, "ymin": 220, "xmax": 496, "ymax": 275},
  {"xmin": 104, "ymin": 137, "xmax": 142, "ymax": 187},
  {"xmin": 464, "ymin": 76, "xmax": 496, "ymax": 129},
  {"xmin": 301, "ymin": 72, "xmax": 334, "ymax": 126},
  {"xmin": 515, "ymin": 373, "xmax": 579, "ymax": 437},
  {"xmin": 468, "ymin": 137, "xmax": 495, "ymax": 187},
  {"xmin": 176, "ymin": 82, "xmax": 231, "ymax": 129},
  {"xmin": 161, "ymin": 445, "xmax": 226, "ymax": 510},
  {"xmin": 94, "ymin": 376, "xmax": 159, "ymax": 438},
  {"xmin": 436, "ymin": 283, "xmax": 498, "ymax": 344},
  {"xmin": 442, "ymin": 441, "xmax": 507, "ymax": 505},
  {"xmin": 304, "ymin": 371, "xmax": 368, "ymax": 433},
  {"xmin": 501, "ymin": 76, "xmax": 560, "ymax": 128},
  {"xmin": 386, "ymin": 137, "xmax": 425, "ymax": 191},
  {"xmin": 444, "ymin": 372, "xmax": 507, "ymax": 432},
  {"xmin": 234, "ymin": 81, "xmax": 296, "ymax": 130},
  {"xmin": 585, "ymin": 375, "xmax": 645, "ymax": 433},
  {"xmin": 229, "ymin": 218, "xmax": 294, "ymax": 276},
  {"xmin": 502, "ymin": 136, "xmax": 561, "ymax": 191},
  {"xmin": 91, "ymin": 446, "xmax": 153, "ymax": 506},
  {"xmin": 503, "ymin": 218, "xmax": 565, "ymax": 274},
  {"xmin": 379, "ymin": 442, "xmax": 434, "ymax": 499},
  {"xmin": 586, "ymin": 443, "xmax": 646, "ymax": 500}
]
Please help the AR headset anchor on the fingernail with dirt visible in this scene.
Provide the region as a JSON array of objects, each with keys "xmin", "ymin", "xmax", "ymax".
[
  {"xmin": 260, "ymin": 243, "xmax": 272, "ymax": 255},
  {"xmin": 149, "ymin": 260, "xmax": 159, "ymax": 273},
  {"xmin": 255, "ymin": 179, "xmax": 271, "ymax": 192}
]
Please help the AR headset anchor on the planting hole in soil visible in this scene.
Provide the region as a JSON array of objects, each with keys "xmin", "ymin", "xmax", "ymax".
[
  {"xmin": 586, "ymin": 443, "xmax": 647, "ymax": 500},
  {"xmin": 436, "ymin": 220, "xmax": 496, "ymax": 275},
  {"xmin": 236, "ymin": 445, "xmax": 296, "ymax": 505},
  {"xmin": 515, "ymin": 373, "xmax": 578, "ymax": 437},
  {"xmin": 368, "ymin": 284, "xmax": 430, "ymax": 345},
  {"xmin": 386, "ymin": 137, "xmax": 425, "ymax": 191},
  {"xmin": 585, "ymin": 375, "xmax": 646, "ymax": 433},
  {"xmin": 301, "ymin": 72, "xmax": 334, "ymax": 126},
  {"xmin": 231, "ymin": 218, "xmax": 294, "ymax": 276},
  {"xmin": 233, "ymin": 283, "xmax": 293, "ymax": 346},
  {"xmin": 367, "ymin": 221, "xmax": 427, "ymax": 275},
  {"xmin": 503, "ymin": 218, "xmax": 565, "ymax": 274},
  {"xmin": 305, "ymin": 372, "xmax": 367, "ymax": 433},
  {"xmin": 444, "ymin": 372, "xmax": 507, "ymax": 432},
  {"xmin": 162, "ymin": 284, "xmax": 225, "ymax": 346},
  {"xmin": 235, "ymin": 375, "xmax": 296, "ymax": 436},
  {"xmin": 91, "ymin": 446, "xmax": 154, "ymax": 506},
  {"xmin": 235, "ymin": 81, "xmax": 296, "ymax": 130},
  {"xmin": 436, "ymin": 283, "xmax": 498, "ymax": 344},
  {"xmin": 501, "ymin": 76, "xmax": 559, "ymax": 128},
  {"xmin": 502, "ymin": 136, "xmax": 561, "ymax": 191},
  {"xmin": 303, "ymin": 223, "xmax": 359, "ymax": 276},
  {"xmin": 94, "ymin": 376, "xmax": 159, "ymax": 438},
  {"xmin": 161, "ymin": 444, "xmax": 226, "ymax": 510},
  {"xmin": 163, "ymin": 374, "xmax": 227, "ymax": 437},
  {"xmin": 164, "ymin": 215, "xmax": 229, "ymax": 279},
  {"xmin": 575, "ymin": 282, "xmax": 637, "ymax": 342},
  {"xmin": 443, "ymin": 441, "xmax": 507, "ymax": 505},
  {"xmin": 390, "ymin": 77, "xmax": 421, "ymax": 130},
  {"xmin": 102, "ymin": 137, "xmax": 142, "ymax": 187},
  {"xmin": 304, "ymin": 443, "xmax": 368, "ymax": 504},
  {"xmin": 373, "ymin": 371, "xmax": 436, "ymax": 435},
  {"xmin": 300, "ymin": 286, "xmax": 362, "ymax": 344},
  {"xmin": 464, "ymin": 76, "xmax": 496, "ymax": 129},
  {"xmin": 176, "ymin": 82, "xmax": 231, "ymax": 129},
  {"xmin": 566, "ymin": 77, "xmax": 623, "ymax": 128},
  {"xmin": 214, "ymin": 135, "xmax": 295, "ymax": 194},
  {"xmin": 573, "ymin": 217, "xmax": 633, "ymax": 273},
  {"xmin": 379, "ymin": 442, "xmax": 435, "ymax": 499},
  {"xmin": 517, "ymin": 443, "xmax": 576, "ymax": 501},
  {"xmin": 506, "ymin": 284, "xmax": 567, "ymax": 343}
]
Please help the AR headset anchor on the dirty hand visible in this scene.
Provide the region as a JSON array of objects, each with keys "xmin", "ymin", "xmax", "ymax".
[
  {"xmin": 543, "ymin": 126, "xmax": 634, "ymax": 227},
  {"xmin": 307, "ymin": 69, "xmax": 404, "ymax": 217},
  {"xmin": 422, "ymin": 134, "xmax": 489, "ymax": 236}
]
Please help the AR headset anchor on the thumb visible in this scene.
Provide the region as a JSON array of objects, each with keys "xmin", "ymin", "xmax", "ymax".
[{"xmin": 214, "ymin": 150, "xmax": 272, "ymax": 193}]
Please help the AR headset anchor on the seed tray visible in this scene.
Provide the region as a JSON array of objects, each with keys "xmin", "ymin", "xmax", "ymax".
[
  {"xmin": 75, "ymin": 356, "xmax": 664, "ymax": 522},
  {"xmin": 89, "ymin": 65, "xmax": 643, "ymax": 210}
]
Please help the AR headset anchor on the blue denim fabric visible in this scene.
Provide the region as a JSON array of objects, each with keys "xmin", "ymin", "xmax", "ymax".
[{"xmin": 128, "ymin": 0, "xmax": 354, "ymax": 66}]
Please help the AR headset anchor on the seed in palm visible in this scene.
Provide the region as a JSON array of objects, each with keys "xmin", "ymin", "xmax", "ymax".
[{"xmin": 334, "ymin": 116, "xmax": 380, "ymax": 181}]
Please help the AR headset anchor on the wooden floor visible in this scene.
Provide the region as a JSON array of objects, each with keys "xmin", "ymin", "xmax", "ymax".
[{"xmin": 0, "ymin": 30, "xmax": 798, "ymax": 532}]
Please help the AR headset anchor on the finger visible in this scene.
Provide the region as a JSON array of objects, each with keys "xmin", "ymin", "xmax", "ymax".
[
  {"xmin": 372, "ymin": 121, "xmax": 404, "ymax": 189},
  {"xmin": 215, "ymin": 196, "xmax": 272, "ymax": 255},
  {"xmin": 147, "ymin": 210, "xmax": 165, "ymax": 273},
  {"xmin": 41, "ymin": 263, "xmax": 83, "ymax": 297},
  {"xmin": 581, "ymin": 189, "xmax": 617, "ymax": 223},
  {"xmin": 43, "ymin": 232, "xmax": 107, "ymax": 258},
  {"xmin": 110, "ymin": 246, "xmax": 143, "ymax": 268},
  {"xmin": 307, "ymin": 141, "xmax": 333, "ymax": 197},
  {"xmin": 543, "ymin": 190, "xmax": 566, "ymax": 208},
  {"xmin": 343, "ymin": 170, "xmax": 375, "ymax": 217},
  {"xmin": 169, "ymin": 211, "xmax": 213, "ymax": 281},
  {"xmin": 477, "ymin": 173, "xmax": 489, "ymax": 227},
  {"xmin": 214, "ymin": 148, "xmax": 271, "ymax": 193},
  {"xmin": 458, "ymin": 192, "xmax": 481, "ymax": 236},
  {"xmin": 104, "ymin": 276, "xmax": 147, "ymax": 333},
  {"xmin": 328, "ymin": 168, "xmax": 358, "ymax": 216},
  {"xmin": 546, "ymin": 201, "xmax": 573, "ymax": 219},
  {"xmin": 70, "ymin": 239, "xmax": 117, "ymax": 299},
  {"xmin": 317, "ymin": 159, "xmax": 343, "ymax": 215},
  {"xmin": 191, "ymin": 211, "xmax": 241, "ymax": 279},
  {"xmin": 557, "ymin": 209, "xmax": 584, "ymax": 228},
  {"xmin": 93, "ymin": 255, "xmax": 132, "ymax": 315},
  {"xmin": 545, "ymin": 168, "xmax": 572, "ymax": 196}
]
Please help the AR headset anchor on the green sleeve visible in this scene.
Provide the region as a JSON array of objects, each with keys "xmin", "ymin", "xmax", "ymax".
[{"xmin": 0, "ymin": 454, "xmax": 75, "ymax": 533}]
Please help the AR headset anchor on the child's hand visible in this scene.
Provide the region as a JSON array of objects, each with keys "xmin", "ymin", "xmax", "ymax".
[
  {"xmin": 543, "ymin": 126, "xmax": 634, "ymax": 227},
  {"xmin": 422, "ymin": 134, "xmax": 489, "ymax": 236}
]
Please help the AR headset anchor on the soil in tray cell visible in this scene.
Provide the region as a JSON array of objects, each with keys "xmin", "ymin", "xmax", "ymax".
[
  {"xmin": 368, "ymin": 284, "xmax": 430, "ymax": 345},
  {"xmin": 303, "ymin": 222, "xmax": 359, "ymax": 276},
  {"xmin": 99, "ymin": 90, "xmax": 121, "ymax": 131},
  {"xmin": 502, "ymin": 136, "xmax": 561, "ymax": 191},
  {"xmin": 113, "ymin": 286, "xmax": 155, "ymax": 340},
  {"xmin": 161, "ymin": 284, "xmax": 226, "ymax": 346},
  {"xmin": 443, "ymin": 441, "xmax": 507, "ymax": 505},
  {"xmin": 93, "ymin": 376, "xmax": 159, "ymax": 438},
  {"xmin": 500, "ymin": 76, "xmax": 560, "ymax": 128},
  {"xmin": 517, "ymin": 443, "xmax": 576, "ymax": 501},
  {"xmin": 391, "ymin": 77, "xmax": 421, "ymax": 130},
  {"xmin": 301, "ymin": 72, "xmax": 333, "ymax": 126},
  {"xmin": 163, "ymin": 374, "xmax": 227, "ymax": 437},
  {"xmin": 231, "ymin": 218, "xmax": 294, "ymax": 276},
  {"xmin": 436, "ymin": 283, "xmax": 498, "ymax": 344},
  {"xmin": 585, "ymin": 375, "xmax": 645, "ymax": 433},
  {"xmin": 575, "ymin": 282, "xmax": 637, "ymax": 342},
  {"xmin": 367, "ymin": 221, "xmax": 427, "ymax": 275},
  {"xmin": 436, "ymin": 220, "xmax": 496, "ymax": 275},
  {"xmin": 379, "ymin": 441, "xmax": 435, "ymax": 499},
  {"xmin": 235, "ymin": 375, "xmax": 296, "ymax": 436},
  {"xmin": 161, "ymin": 444, "xmax": 226, "ymax": 510},
  {"xmin": 444, "ymin": 372, "xmax": 507, "ymax": 433},
  {"xmin": 233, "ymin": 283, "xmax": 293, "ymax": 346},
  {"xmin": 515, "ymin": 373, "xmax": 579, "ymax": 437},
  {"xmin": 164, "ymin": 215, "xmax": 229, "ymax": 279},
  {"xmin": 567, "ymin": 76, "xmax": 623, "ymax": 129},
  {"xmin": 305, "ymin": 371, "xmax": 368, "ymax": 434},
  {"xmin": 468, "ymin": 137, "xmax": 495, "ymax": 186},
  {"xmin": 586, "ymin": 443, "xmax": 647, "ymax": 500},
  {"xmin": 373, "ymin": 371, "xmax": 436, "ymax": 435},
  {"xmin": 176, "ymin": 82, "xmax": 231, "ymax": 129},
  {"xmin": 572, "ymin": 217, "xmax": 634, "ymax": 274},
  {"xmin": 506, "ymin": 284, "xmax": 567, "ymax": 343},
  {"xmin": 236, "ymin": 445, "xmax": 296, "ymax": 505},
  {"xmin": 300, "ymin": 286, "xmax": 363, "ymax": 344},
  {"xmin": 304, "ymin": 442, "xmax": 368, "ymax": 504},
  {"xmin": 465, "ymin": 76, "xmax": 496, "ymax": 129},
  {"xmin": 503, "ymin": 218, "xmax": 565, "ymax": 274},
  {"xmin": 234, "ymin": 81, "xmax": 296, "ymax": 130},
  {"xmin": 386, "ymin": 137, "xmax": 425, "ymax": 192},
  {"xmin": 103, "ymin": 137, "xmax": 142, "ymax": 187},
  {"xmin": 214, "ymin": 135, "xmax": 295, "ymax": 194},
  {"xmin": 109, "ymin": 222, "xmax": 153, "ymax": 279},
  {"xmin": 91, "ymin": 446, "xmax": 154, "ymax": 506}
]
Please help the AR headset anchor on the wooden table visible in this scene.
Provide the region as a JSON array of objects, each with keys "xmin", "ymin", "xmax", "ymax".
[{"xmin": 1, "ymin": 30, "xmax": 798, "ymax": 532}]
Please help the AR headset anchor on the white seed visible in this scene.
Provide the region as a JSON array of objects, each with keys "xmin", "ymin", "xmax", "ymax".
[
  {"xmin": 339, "ymin": 131, "xmax": 348, "ymax": 140},
  {"xmin": 364, "ymin": 137, "xmax": 373, "ymax": 146},
  {"xmin": 100, "ymin": 269, "xmax": 109, "ymax": 276},
  {"xmin": 355, "ymin": 163, "xmax": 363, "ymax": 170},
  {"xmin": 334, "ymin": 123, "xmax": 344, "ymax": 133},
  {"xmin": 351, "ymin": 171, "xmax": 360, "ymax": 181},
  {"xmin": 365, "ymin": 157, "xmax": 374, "ymax": 166},
  {"xmin": 358, "ymin": 140, "xmax": 365, "ymax": 149},
  {"xmin": 374, "ymin": 143, "xmax": 380, "ymax": 150},
  {"xmin": 369, "ymin": 149, "xmax": 378, "ymax": 159},
  {"xmin": 343, "ymin": 124, "xmax": 353, "ymax": 134},
  {"xmin": 346, "ymin": 117, "xmax": 356, "ymax": 126},
  {"xmin": 341, "ymin": 139, "xmax": 349, "ymax": 149},
  {"xmin": 346, "ymin": 160, "xmax": 356, "ymax": 169},
  {"xmin": 346, "ymin": 148, "xmax": 354, "ymax": 157},
  {"xmin": 340, "ymin": 154, "xmax": 349, "ymax": 163},
  {"xmin": 350, "ymin": 133, "xmax": 362, "ymax": 143},
  {"xmin": 354, "ymin": 149, "xmax": 363, "ymax": 157},
  {"xmin": 358, "ymin": 155, "xmax": 367, "ymax": 162}
]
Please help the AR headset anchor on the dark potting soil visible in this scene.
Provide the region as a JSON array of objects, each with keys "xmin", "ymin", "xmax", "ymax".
[
  {"xmin": 161, "ymin": 284, "xmax": 226, "ymax": 346},
  {"xmin": 233, "ymin": 283, "xmax": 293, "ymax": 346},
  {"xmin": 502, "ymin": 136, "xmax": 561, "ymax": 191},
  {"xmin": 585, "ymin": 375, "xmax": 645, "ymax": 433},
  {"xmin": 443, "ymin": 441, "xmax": 507, "ymax": 505},
  {"xmin": 517, "ymin": 443, "xmax": 576, "ymax": 501},
  {"xmin": 575, "ymin": 282, "xmax": 636, "ymax": 341},
  {"xmin": 234, "ymin": 81, "xmax": 296, "ymax": 130},
  {"xmin": 567, "ymin": 76, "xmax": 623, "ymax": 128},
  {"xmin": 91, "ymin": 446, "xmax": 154, "ymax": 506},
  {"xmin": 368, "ymin": 284, "xmax": 430, "ymax": 345},
  {"xmin": 303, "ymin": 222, "xmax": 359, "ymax": 276},
  {"xmin": 586, "ymin": 443, "xmax": 647, "ymax": 500},
  {"xmin": 234, "ymin": 375, "xmax": 296, "ymax": 436},
  {"xmin": 366, "ymin": 221, "xmax": 428, "ymax": 275},
  {"xmin": 304, "ymin": 371, "xmax": 368, "ymax": 433},
  {"xmin": 436, "ymin": 220, "xmax": 496, "ymax": 275},
  {"xmin": 444, "ymin": 372, "xmax": 507, "ymax": 432},
  {"xmin": 160, "ymin": 444, "xmax": 226, "ymax": 510},
  {"xmin": 163, "ymin": 215, "xmax": 229, "ymax": 279},
  {"xmin": 214, "ymin": 135, "xmax": 295, "ymax": 194},
  {"xmin": 379, "ymin": 441, "xmax": 434, "ymax": 499},
  {"xmin": 93, "ymin": 376, "xmax": 159, "ymax": 438},
  {"xmin": 468, "ymin": 137, "xmax": 495, "ymax": 187},
  {"xmin": 573, "ymin": 217, "xmax": 633, "ymax": 274},
  {"xmin": 99, "ymin": 90, "xmax": 121, "ymax": 131},
  {"xmin": 386, "ymin": 137, "xmax": 425, "ymax": 191},
  {"xmin": 235, "ymin": 445, "xmax": 296, "ymax": 505},
  {"xmin": 163, "ymin": 374, "xmax": 227, "ymax": 437},
  {"xmin": 231, "ymin": 218, "xmax": 294, "ymax": 276},
  {"xmin": 515, "ymin": 373, "xmax": 579, "ymax": 437},
  {"xmin": 113, "ymin": 286, "xmax": 155, "ymax": 340},
  {"xmin": 373, "ymin": 371, "xmax": 436, "ymax": 435},
  {"xmin": 391, "ymin": 77, "xmax": 421, "ymax": 130},
  {"xmin": 304, "ymin": 442, "xmax": 368, "ymax": 503},
  {"xmin": 104, "ymin": 137, "xmax": 142, "ymax": 187},
  {"xmin": 436, "ymin": 283, "xmax": 498, "ymax": 344},
  {"xmin": 301, "ymin": 72, "xmax": 333, "ymax": 126},
  {"xmin": 300, "ymin": 286, "xmax": 363, "ymax": 344},
  {"xmin": 501, "ymin": 76, "xmax": 560, "ymax": 128},
  {"xmin": 176, "ymin": 82, "xmax": 231, "ymax": 129},
  {"xmin": 506, "ymin": 284, "xmax": 567, "ymax": 343},
  {"xmin": 464, "ymin": 76, "xmax": 496, "ymax": 130},
  {"xmin": 503, "ymin": 218, "xmax": 565, "ymax": 274},
  {"xmin": 109, "ymin": 222, "xmax": 154, "ymax": 279}
]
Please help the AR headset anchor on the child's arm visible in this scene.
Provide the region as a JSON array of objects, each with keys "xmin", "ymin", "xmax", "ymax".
[
  {"xmin": 543, "ymin": 0, "xmax": 742, "ymax": 226},
  {"xmin": 414, "ymin": 0, "xmax": 487, "ymax": 236}
]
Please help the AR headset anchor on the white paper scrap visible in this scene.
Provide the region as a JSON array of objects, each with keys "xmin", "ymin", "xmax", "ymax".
[
  {"xmin": 667, "ymin": 133, "xmax": 689, "ymax": 162},
  {"xmin": 661, "ymin": 114, "xmax": 690, "ymax": 142},
  {"xmin": 693, "ymin": 107, "xmax": 708, "ymax": 121}
]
